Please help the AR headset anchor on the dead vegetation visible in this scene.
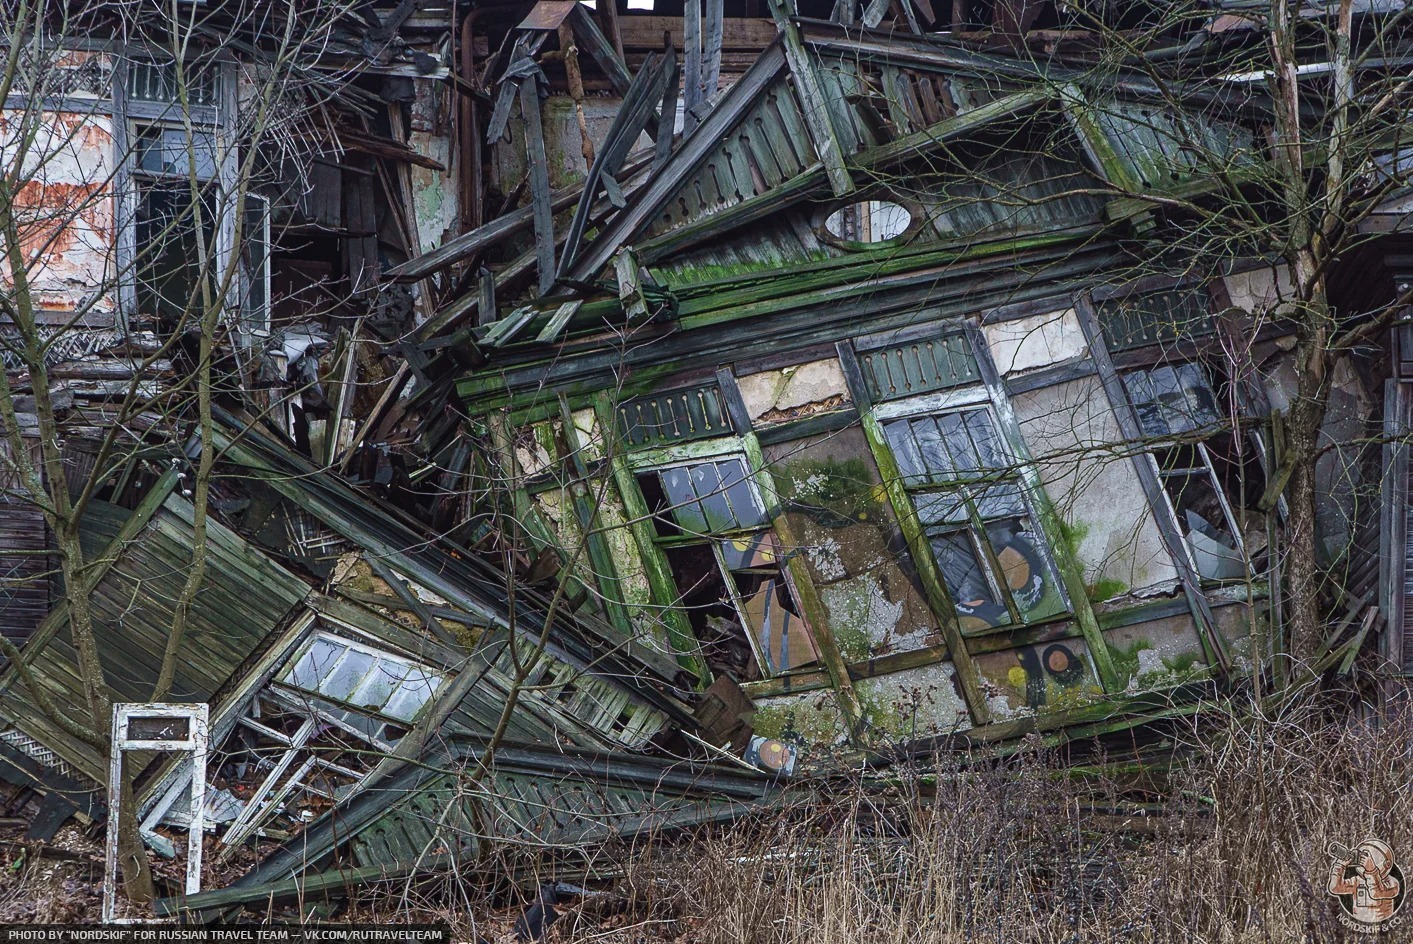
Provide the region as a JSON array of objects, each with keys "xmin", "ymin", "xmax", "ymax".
[{"xmin": 0, "ymin": 696, "xmax": 1369, "ymax": 942}]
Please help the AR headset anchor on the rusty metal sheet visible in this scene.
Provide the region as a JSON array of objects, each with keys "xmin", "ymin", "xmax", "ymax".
[{"xmin": 518, "ymin": 0, "xmax": 578, "ymax": 31}]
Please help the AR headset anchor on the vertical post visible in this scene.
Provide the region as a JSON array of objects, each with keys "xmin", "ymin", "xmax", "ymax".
[{"xmin": 683, "ymin": 0, "xmax": 703, "ymax": 133}]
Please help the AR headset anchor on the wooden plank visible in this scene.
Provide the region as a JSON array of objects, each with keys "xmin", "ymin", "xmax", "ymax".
[
  {"xmin": 766, "ymin": 0, "xmax": 854, "ymax": 196},
  {"xmin": 683, "ymin": 0, "xmax": 703, "ymax": 133},
  {"xmin": 654, "ymin": 42, "xmax": 680, "ymax": 172},
  {"xmin": 564, "ymin": 45, "xmax": 787, "ymax": 284},
  {"xmin": 616, "ymin": 16, "xmax": 778, "ymax": 49},
  {"xmin": 520, "ymin": 79, "xmax": 557, "ymax": 296},
  {"xmin": 535, "ymin": 300, "xmax": 584, "ymax": 344},
  {"xmin": 842, "ymin": 342, "xmax": 992, "ymax": 726},
  {"xmin": 961, "ymin": 321, "xmax": 1120, "ymax": 692},
  {"xmin": 703, "ymin": 0, "xmax": 724, "ymax": 103},
  {"xmin": 559, "ymin": 51, "xmax": 669, "ymax": 275},
  {"xmin": 593, "ymin": 393, "xmax": 706, "ymax": 681}
]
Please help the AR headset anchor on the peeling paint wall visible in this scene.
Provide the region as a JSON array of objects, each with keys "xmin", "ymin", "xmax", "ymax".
[
  {"xmin": 737, "ymin": 358, "xmax": 851, "ymax": 425},
  {"xmin": 1103, "ymin": 614, "xmax": 1209, "ymax": 691},
  {"xmin": 750, "ymin": 690, "xmax": 848, "ymax": 762},
  {"xmin": 852, "ymin": 661, "xmax": 973, "ymax": 740},
  {"xmin": 1012, "ymin": 377, "xmax": 1179, "ymax": 599},
  {"xmin": 982, "ymin": 308, "xmax": 1087, "ymax": 376},
  {"xmin": 0, "ymin": 109, "xmax": 117, "ymax": 324},
  {"xmin": 973, "ymin": 636, "xmax": 1102, "ymax": 720}
]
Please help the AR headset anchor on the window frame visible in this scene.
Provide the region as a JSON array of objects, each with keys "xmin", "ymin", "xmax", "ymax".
[
  {"xmin": 114, "ymin": 53, "xmax": 239, "ymax": 336},
  {"xmin": 1120, "ymin": 360, "xmax": 1259, "ymax": 584},
  {"xmin": 628, "ymin": 444, "xmax": 820, "ymax": 678},
  {"xmin": 872, "ymin": 388, "xmax": 1070, "ymax": 636}
]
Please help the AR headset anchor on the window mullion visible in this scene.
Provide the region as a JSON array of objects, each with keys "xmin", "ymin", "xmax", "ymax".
[{"xmin": 966, "ymin": 496, "xmax": 1020, "ymax": 625}]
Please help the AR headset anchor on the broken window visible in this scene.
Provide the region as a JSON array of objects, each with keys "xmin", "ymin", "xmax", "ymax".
[
  {"xmin": 637, "ymin": 457, "xmax": 819, "ymax": 679},
  {"xmin": 180, "ymin": 629, "xmax": 446, "ymax": 851},
  {"xmin": 1121, "ymin": 363, "xmax": 1267, "ymax": 581},
  {"xmin": 124, "ymin": 58, "xmax": 227, "ymax": 330},
  {"xmin": 882, "ymin": 408, "xmax": 1066, "ymax": 633}
]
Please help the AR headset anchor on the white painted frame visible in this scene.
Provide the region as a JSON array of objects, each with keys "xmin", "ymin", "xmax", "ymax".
[{"xmin": 103, "ymin": 702, "xmax": 208, "ymax": 924}]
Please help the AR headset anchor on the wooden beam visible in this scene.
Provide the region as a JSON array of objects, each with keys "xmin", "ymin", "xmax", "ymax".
[
  {"xmin": 559, "ymin": 51, "xmax": 670, "ymax": 276},
  {"xmin": 962, "ymin": 322, "xmax": 1121, "ymax": 692},
  {"xmin": 655, "ymin": 41, "xmax": 681, "ymax": 172},
  {"xmin": 766, "ymin": 0, "xmax": 854, "ymax": 196},
  {"xmin": 1072, "ymin": 295, "xmax": 1232, "ymax": 676},
  {"xmin": 683, "ymin": 0, "xmax": 704, "ymax": 133},
  {"xmin": 837, "ymin": 342, "xmax": 991, "ymax": 725},
  {"xmin": 718, "ymin": 369, "xmax": 864, "ymax": 739},
  {"xmin": 564, "ymin": 45, "xmax": 788, "ymax": 284},
  {"xmin": 593, "ymin": 393, "xmax": 708, "ymax": 681},
  {"xmin": 520, "ymin": 78, "xmax": 557, "ymax": 296},
  {"xmin": 703, "ymin": 0, "xmax": 724, "ymax": 104}
]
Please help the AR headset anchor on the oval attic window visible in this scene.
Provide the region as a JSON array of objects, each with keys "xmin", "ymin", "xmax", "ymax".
[{"xmin": 823, "ymin": 200, "xmax": 915, "ymax": 245}]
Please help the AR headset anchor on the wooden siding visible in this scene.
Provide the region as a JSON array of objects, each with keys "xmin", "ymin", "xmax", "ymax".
[{"xmin": 0, "ymin": 496, "xmax": 309, "ymax": 783}]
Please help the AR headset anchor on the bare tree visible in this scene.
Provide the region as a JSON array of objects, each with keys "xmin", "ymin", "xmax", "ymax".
[{"xmin": 0, "ymin": 0, "xmax": 353, "ymax": 906}]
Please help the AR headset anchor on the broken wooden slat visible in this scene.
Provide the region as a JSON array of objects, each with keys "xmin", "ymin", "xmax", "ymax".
[
  {"xmin": 391, "ymin": 150, "xmax": 657, "ymax": 285},
  {"xmin": 486, "ymin": 36, "xmax": 539, "ymax": 143},
  {"xmin": 862, "ymin": 0, "xmax": 892, "ymax": 28},
  {"xmin": 615, "ymin": 249, "xmax": 650, "ymax": 323},
  {"xmin": 564, "ymin": 45, "xmax": 787, "ymax": 284},
  {"xmin": 558, "ymin": 51, "xmax": 670, "ymax": 276},
  {"xmin": 566, "ymin": 3, "xmax": 630, "ymax": 94},
  {"xmin": 655, "ymin": 43, "xmax": 681, "ymax": 172},
  {"xmin": 535, "ymin": 300, "xmax": 584, "ymax": 344},
  {"xmin": 480, "ymin": 304, "xmax": 541, "ymax": 347},
  {"xmin": 703, "ymin": 0, "xmax": 725, "ymax": 105}
]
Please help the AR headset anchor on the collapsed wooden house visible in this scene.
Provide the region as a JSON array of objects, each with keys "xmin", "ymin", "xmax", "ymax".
[{"xmin": 0, "ymin": 0, "xmax": 1411, "ymax": 918}]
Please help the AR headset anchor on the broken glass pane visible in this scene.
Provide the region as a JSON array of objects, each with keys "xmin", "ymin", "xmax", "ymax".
[
  {"xmin": 659, "ymin": 465, "xmax": 708, "ymax": 533},
  {"xmin": 691, "ymin": 463, "xmax": 736, "ymax": 532},
  {"xmin": 927, "ymin": 528, "xmax": 1007, "ymax": 630},
  {"xmin": 973, "ymin": 483, "xmax": 1026, "ymax": 519},
  {"xmin": 721, "ymin": 534, "xmax": 818, "ymax": 674},
  {"xmin": 718, "ymin": 460, "xmax": 767, "ymax": 527},
  {"xmin": 351, "ymin": 660, "xmax": 402, "ymax": 709},
  {"xmin": 983, "ymin": 517, "xmax": 1065, "ymax": 621},
  {"xmin": 650, "ymin": 458, "xmax": 765, "ymax": 534},
  {"xmin": 884, "ymin": 418, "xmax": 928, "ymax": 484},
  {"xmin": 285, "ymin": 636, "xmax": 343, "ymax": 690},
  {"xmin": 319, "ymin": 649, "xmax": 374, "ymax": 702},
  {"xmin": 963, "ymin": 410, "xmax": 1002, "ymax": 468},
  {"xmin": 913, "ymin": 489, "xmax": 969, "ymax": 526},
  {"xmin": 1161, "ymin": 463, "xmax": 1245, "ymax": 580},
  {"xmin": 133, "ymin": 125, "xmax": 218, "ymax": 178},
  {"xmin": 384, "ymin": 668, "xmax": 441, "ymax": 721},
  {"xmin": 1123, "ymin": 364, "xmax": 1221, "ymax": 438},
  {"xmin": 917, "ymin": 416, "xmax": 957, "ymax": 479}
]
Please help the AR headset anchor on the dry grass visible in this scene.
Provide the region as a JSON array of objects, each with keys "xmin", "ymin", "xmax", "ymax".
[
  {"xmin": 4, "ymin": 696, "xmax": 1409, "ymax": 943},
  {"xmin": 552, "ymin": 698, "xmax": 1413, "ymax": 944}
]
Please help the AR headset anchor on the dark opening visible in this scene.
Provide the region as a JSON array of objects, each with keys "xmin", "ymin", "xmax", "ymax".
[{"xmin": 663, "ymin": 543, "xmax": 760, "ymax": 682}]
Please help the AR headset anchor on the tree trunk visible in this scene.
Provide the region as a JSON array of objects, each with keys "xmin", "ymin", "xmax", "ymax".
[
  {"xmin": 1282, "ymin": 348, "xmax": 1330, "ymax": 671},
  {"xmin": 116, "ymin": 756, "xmax": 156, "ymax": 906}
]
